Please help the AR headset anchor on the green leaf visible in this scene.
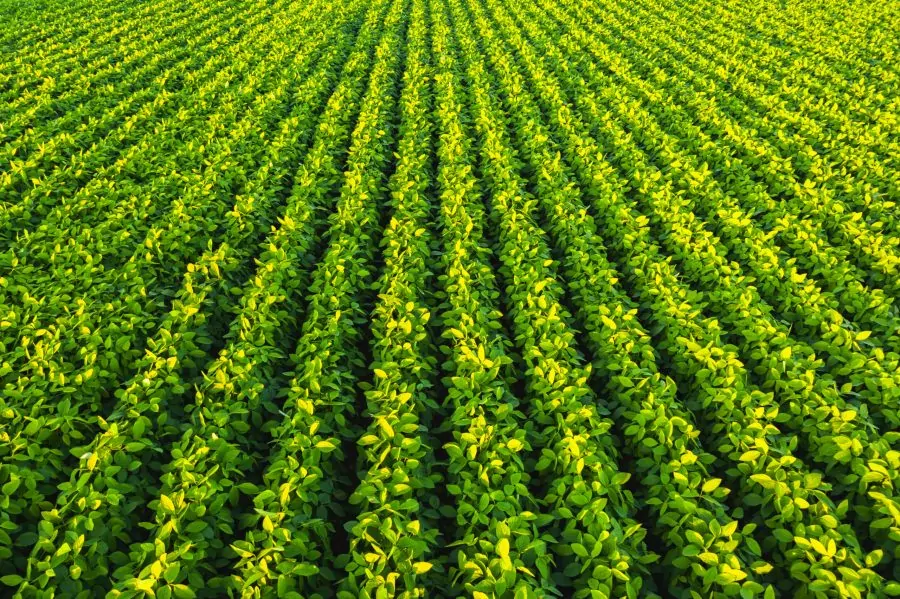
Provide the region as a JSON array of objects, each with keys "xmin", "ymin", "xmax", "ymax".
[
  {"xmin": 0, "ymin": 575, "xmax": 23, "ymax": 586},
  {"xmin": 701, "ymin": 478, "xmax": 721, "ymax": 493},
  {"xmin": 739, "ymin": 450, "xmax": 760, "ymax": 462},
  {"xmin": 315, "ymin": 440, "xmax": 337, "ymax": 452},
  {"xmin": 160, "ymin": 495, "xmax": 176, "ymax": 513},
  {"xmin": 865, "ymin": 549, "xmax": 883, "ymax": 568},
  {"xmin": 749, "ymin": 474, "xmax": 774, "ymax": 489},
  {"xmin": 185, "ymin": 521, "xmax": 206, "ymax": 534},
  {"xmin": 571, "ymin": 543, "xmax": 588, "ymax": 558},
  {"xmin": 164, "ymin": 563, "xmax": 181, "ymax": 583},
  {"xmin": 295, "ymin": 564, "xmax": 319, "ymax": 577},
  {"xmin": 772, "ymin": 529, "xmax": 793, "ymax": 544},
  {"xmin": 172, "ymin": 585, "xmax": 196, "ymax": 599},
  {"xmin": 359, "ymin": 435, "xmax": 379, "ymax": 445}
]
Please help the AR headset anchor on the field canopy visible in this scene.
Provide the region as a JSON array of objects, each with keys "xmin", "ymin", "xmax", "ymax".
[{"xmin": 0, "ymin": 0, "xmax": 899, "ymax": 597}]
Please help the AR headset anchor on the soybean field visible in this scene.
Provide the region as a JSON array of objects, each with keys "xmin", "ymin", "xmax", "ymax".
[{"xmin": 1, "ymin": 0, "xmax": 900, "ymax": 597}]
